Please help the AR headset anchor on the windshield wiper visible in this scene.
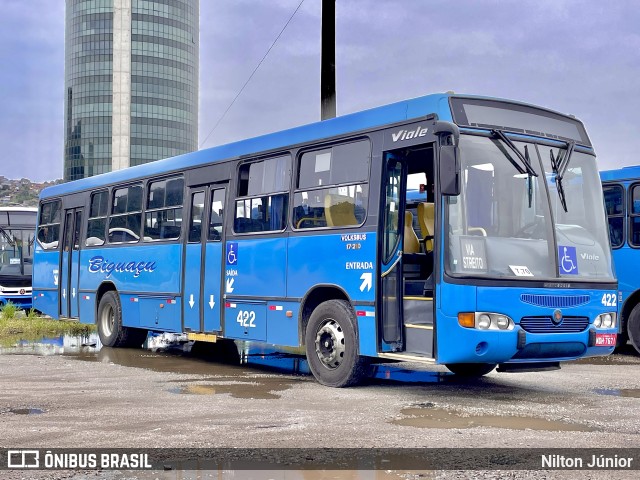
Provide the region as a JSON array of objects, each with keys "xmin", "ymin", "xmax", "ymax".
[
  {"xmin": 0, "ymin": 227, "xmax": 15, "ymax": 247},
  {"xmin": 492, "ymin": 130, "xmax": 539, "ymax": 178},
  {"xmin": 525, "ymin": 145, "xmax": 533, "ymax": 208},
  {"xmin": 550, "ymin": 141, "xmax": 575, "ymax": 213}
]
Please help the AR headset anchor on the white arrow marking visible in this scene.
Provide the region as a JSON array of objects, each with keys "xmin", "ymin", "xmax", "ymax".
[
  {"xmin": 62, "ymin": 289, "xmax": 66, "ymax": 299},
  {"xmin": 226, "ymin": 278, "xmax": 235, "ymax": 293},
  {"xmin": 188, "ymin": 294, "xmax": 195, "ymax": 309},
  {"xmin": 72, "ymin": 288, "xmax": 76, "ymax": 298},
  {"xmin": 209, "ymin": 295, "xmax": 215, "ymax": 309},
  {"xmin": 359, "ymin": 272, "xmax": 372, "ymax": 292}
]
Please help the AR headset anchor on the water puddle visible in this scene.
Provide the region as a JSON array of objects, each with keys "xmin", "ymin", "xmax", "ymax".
[
  {"xmin": 168, "ymin": 381, "xmax": 288, "ymax": 400},
  {"xmin": 5, "ymin": 408, "xmax": 45, "ymax": 415},
  {"xmin": 10, "ymin": 332, "xmax": 635, "ymax": 390},
  {"xmin": 0, "ymin": 332, "xmax": 461, "ymax": 386},
  {"xmin": 391, "ymin": 403, "xmax": 593, "ymax": 431},
  {"xmin": 594, "ymin": 388, "xmax": 640, "ymax": 398}
]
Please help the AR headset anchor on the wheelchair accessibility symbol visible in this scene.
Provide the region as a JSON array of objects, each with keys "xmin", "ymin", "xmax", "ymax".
[
  {"xmin": 558, "ymin": 245, "xmax": 578, "ymax": 275},
  {"xmin": 226, "ymin": 242, "xmax": 238, "ymax": 265}
]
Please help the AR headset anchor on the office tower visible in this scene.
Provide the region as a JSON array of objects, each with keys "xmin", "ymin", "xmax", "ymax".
[{"xmin": 64, "ymin": 0, "xmax": 199, "ymax": 181}]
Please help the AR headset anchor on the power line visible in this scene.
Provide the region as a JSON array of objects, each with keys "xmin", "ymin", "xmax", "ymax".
[{"xmin": 200, "ymin": 0, "xmax": 307, "ymax": 149}]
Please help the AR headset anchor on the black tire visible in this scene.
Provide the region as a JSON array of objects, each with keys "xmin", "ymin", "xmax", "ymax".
[
  {"xmin": 305, "ymin": 299, "xmax": 368, "ymax": 387},
  {"xmin": 628, "ymin": 304, "xmax": 640, "ymax": 355},
  {"xmin": 97, "ymin": 291, "xmax": 147, "ymax": 348},
  {"xmin": 615, "ymin": 326, "xmax": 629, "ymax": 350},
  {"xmin": 445, "ymin": 363, "xmax": 497, "ymax": 377}
]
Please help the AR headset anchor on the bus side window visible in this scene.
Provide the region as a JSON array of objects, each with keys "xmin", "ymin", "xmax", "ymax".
[
  {"xmin": 109, "ymin": 185, "xmax": 143, "ymax": 244},
  {"xmin": 234, "ymin": 156, "xmax": 290, "ymax": 234},
  {"xmin": 144, "ymin": 177, "xmax": 184, "ymax": 241},
  {"xmin": 86, "ymin": 191, "xmax": 108, "ymax": 246},
  {"xmin": 293, "ymin": 140, "xmax": 370, "ymax": 229},
  {"xmin": 630, "ymin": 186, "xmax": 640, "ymax": 247},
  {"xmin": 37, "ymin": 200, "xmax": 61, "ymax": 250},
  {"xmin": 603, "ymin": 184, "xmax": 623, "ymax": 248}
]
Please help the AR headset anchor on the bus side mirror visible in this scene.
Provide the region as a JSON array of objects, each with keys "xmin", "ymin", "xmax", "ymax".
[{"xmin": 439, "ymin": 144, "xmax": 460, "ymax": 196}]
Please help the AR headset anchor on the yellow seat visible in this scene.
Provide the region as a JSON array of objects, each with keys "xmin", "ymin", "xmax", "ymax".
[
  {"xmin": 404, "ymin": 211, "xmax": 420, "ymax": 254},
  {"xmin": 325, "ymin": 194, "xmax": 358, "ymax": 227},
  {"xmin": 417, "ymin": 202, "xmax": 435, "ymax": 252}
]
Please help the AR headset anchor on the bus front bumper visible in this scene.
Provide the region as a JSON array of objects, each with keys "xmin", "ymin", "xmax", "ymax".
[{"xmin": 436, "ymin": 318, "xmax": 616, "ymax": 364}]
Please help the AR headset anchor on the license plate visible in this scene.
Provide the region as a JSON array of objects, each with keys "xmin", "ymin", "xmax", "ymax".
[{"xmin": 595, "ymin": 333, "xmax": 617, "ymax": 346}]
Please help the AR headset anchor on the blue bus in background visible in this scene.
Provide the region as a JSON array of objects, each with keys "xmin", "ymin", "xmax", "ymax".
[
  {"xmin": 33, "ymin": 93, "xmax": 617, "ymax": 387},
  {"xmin": 0, "ymin": 207, "xmax": 37, "ymax": 309},
  {"xmin": 601, "ymin": 166, "xmax": 640, "ymax": 354}
]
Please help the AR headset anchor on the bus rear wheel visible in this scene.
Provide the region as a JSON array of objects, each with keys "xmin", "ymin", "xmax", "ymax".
[
  {"xmin": 628, "ymin": 304, "xmax": 640, "ymax": 355},
  {"xmin": 305, "ymin": 299, "xmax": 368, "ymax": 387},
  {"xmin": 97, "ymin": 291, "xmax": 147, "ymax": 348},
  {"xmin": 445, "ymin": 363, "xmax": 497, "ymax": 377}
]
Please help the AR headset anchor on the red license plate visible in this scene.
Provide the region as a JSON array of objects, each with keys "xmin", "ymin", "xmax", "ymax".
[{"xmin": 595, "ymin": 333, "xmax": 617, "ymax": 346}]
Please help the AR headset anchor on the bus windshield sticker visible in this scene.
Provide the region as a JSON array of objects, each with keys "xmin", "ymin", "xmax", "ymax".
[
  {"xmin": 558, "ymin": 245, "xmax": 579, "ymax": 275},
  {"xmin": 226, "ymin": 242, "xmax": 238, "ymax": 265},
  {"xmin": 460, "ymin": 237, "xmax": 487, "ymax": 272},
  {"xmin": 509, "ymin": 265, "xmax": 534, "ymax": 277}
]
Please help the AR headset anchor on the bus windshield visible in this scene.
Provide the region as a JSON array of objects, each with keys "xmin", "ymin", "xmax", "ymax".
[
  {"xmin": 446, "ymin": 134, "xmax": 614, "ymax": 281},
  {"xmin": 0, "ymin": 227, "xmax": 35, "ymax": 277}
]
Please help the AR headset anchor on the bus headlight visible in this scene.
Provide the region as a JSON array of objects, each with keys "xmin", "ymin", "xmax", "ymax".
[
  {"xmin": 458, "ymin": 312, "xmax": 515, "ymax": 330},
  {"xmin": 477, "ymin": 314, "xmax": 491, "ymax": 330},
  {"xmin": 594, "ymin": 313, "xmax": 616, "ymax": 329},
  {"xmin": 496, "ymin": 315, "xmax": 510, "ymax": 330}
]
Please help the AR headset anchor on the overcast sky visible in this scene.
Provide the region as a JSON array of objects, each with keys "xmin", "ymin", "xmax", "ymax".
[{"xmin": 1, "ymin": 0, "xmax": 639, "ymax": 181}]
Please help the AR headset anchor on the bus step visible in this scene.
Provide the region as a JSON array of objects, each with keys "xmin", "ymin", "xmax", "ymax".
[
  {"xmin": 378, "ymin": 351, "xmax": 435, "ymax": 364},
  {"xmin": 403, "ymin": 297, "xmax": 433, "ymax": 326},
  {"xmin": 404, "ymin": 322, "xmax": 434, "ymax": 357}
]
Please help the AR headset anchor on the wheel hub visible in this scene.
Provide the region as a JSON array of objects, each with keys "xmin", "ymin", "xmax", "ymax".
[
  {"xmin": 101, "ymin": 304, "xmax": 114, "ymax": 337},
  {"xmin": 314, "ymin": 319, "xmax": 345, "ymax": 369}
]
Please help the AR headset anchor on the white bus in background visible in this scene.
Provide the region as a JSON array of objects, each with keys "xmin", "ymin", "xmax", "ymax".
[{"xmin": 0, "ymin": 207, "xmax": 37, "ymax": 308}]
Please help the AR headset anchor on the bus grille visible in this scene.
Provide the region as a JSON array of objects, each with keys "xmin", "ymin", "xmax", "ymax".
[
  {"xmin": 520, "ymin": 294, "xmax": 590, "ymax": 308},
  {"xmin": 520, "ymin": 316, "xmax": 589, "ymax": 333}
]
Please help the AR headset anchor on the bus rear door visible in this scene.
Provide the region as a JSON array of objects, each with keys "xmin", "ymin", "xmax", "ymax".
[
  {"xmin": 183, "ymin": 184, "xmax": 227, "ymax": 333},
  {"xmin": 59, "ymin": 207, "xmax": 83, "ymax": 318}
]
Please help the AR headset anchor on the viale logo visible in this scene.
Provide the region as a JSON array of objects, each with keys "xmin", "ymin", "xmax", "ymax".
[{"xmin": 391, "ymin": 126, "xmax": 428, "ymax": 142}]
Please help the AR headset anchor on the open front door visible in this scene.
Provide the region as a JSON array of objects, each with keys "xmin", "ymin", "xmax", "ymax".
[
  {"xmin": 380, "ymin": 155, "xmax": 405, "ymax": 348},
  {"xmin": 59, "ymin": 207, "xmax": 83, "ymax": 318},
  {"xmin": 183, "ymin": 183, "xmax": 227, "ymax": 333}
]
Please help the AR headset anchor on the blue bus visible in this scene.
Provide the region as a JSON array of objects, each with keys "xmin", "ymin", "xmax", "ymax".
[
  {"xmin": 0, "ymin": 207, "xmax": 37, "ymax": 309},
  {"xmin": 601, "ymin": 166, "xmax": 640, "ymax": 353},
  {"xmin": 33, "ymin": 93, "xmax": 617, "ymax": 386}
]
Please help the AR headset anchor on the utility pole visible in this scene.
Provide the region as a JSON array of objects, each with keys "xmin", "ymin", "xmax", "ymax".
[{"xmin": 321, "ymin": 0, "xmax": 336, "ymax": 120}]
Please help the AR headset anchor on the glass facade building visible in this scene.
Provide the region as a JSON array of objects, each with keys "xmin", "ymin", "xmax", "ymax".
[{"xmin": 64, "ymin": 0, "xmax": 199, "ymax": 181}]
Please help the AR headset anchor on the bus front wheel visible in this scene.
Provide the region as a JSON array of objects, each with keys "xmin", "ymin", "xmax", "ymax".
[
  {"xmin": 97, "ymin": 291, "xmax": 147, "ymax": 348},
  {"xmin": 305, "ymin": 300, "xmax": 368, "ymax": 387},
  {"xmin": 445, "ymin": 363, "xmax": 497, "ymax": 377},
  {"xmin": 628, "ymin": 304, "xmax": 640, "ymax": 355}
]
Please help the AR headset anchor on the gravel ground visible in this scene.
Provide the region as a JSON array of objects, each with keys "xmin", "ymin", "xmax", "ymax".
[{"xmin": 0, "ymin": 344, "xmax": 639, "ymax": 479}]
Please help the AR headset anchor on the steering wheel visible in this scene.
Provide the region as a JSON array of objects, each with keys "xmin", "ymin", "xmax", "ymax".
[{"xmin": 515, "ymin": 220, "xmax": 543, "ymax": 239}]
